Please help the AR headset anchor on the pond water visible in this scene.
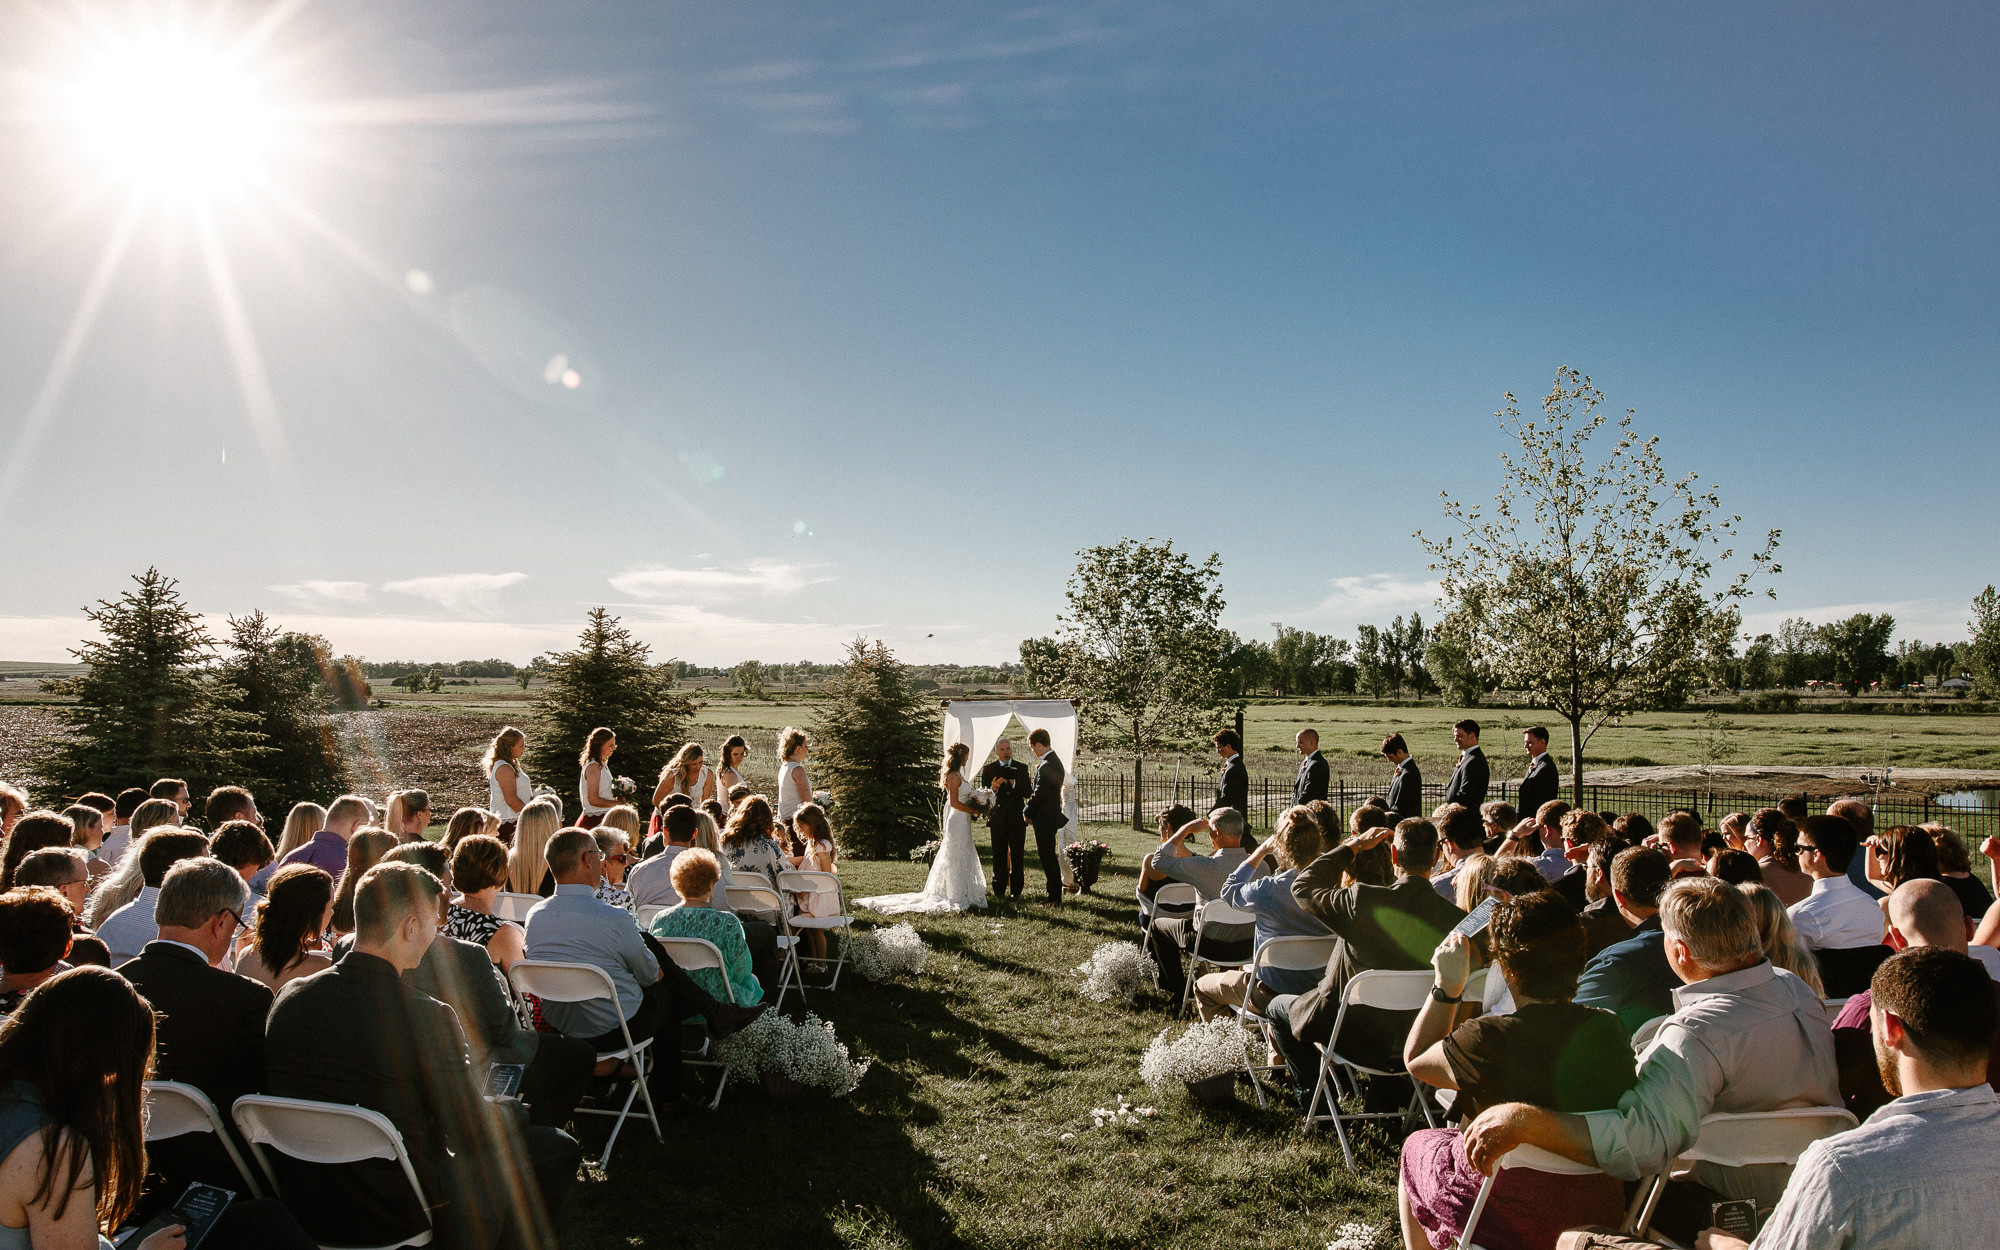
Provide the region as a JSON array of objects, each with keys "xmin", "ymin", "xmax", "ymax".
[{"xmin": 1937, "ymin": 789, "xmax": 2000, "ymax": 812}]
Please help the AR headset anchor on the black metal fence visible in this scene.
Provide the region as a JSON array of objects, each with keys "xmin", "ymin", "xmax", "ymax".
[{"xmin": 1074, "ymin": 774, "xmax": 2000, "ymax": 843}]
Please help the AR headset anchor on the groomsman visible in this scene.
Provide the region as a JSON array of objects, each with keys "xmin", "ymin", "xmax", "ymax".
[
  {"xmin": 1294, "ymin": 729, "xmax": 1329, "ymax": 805},
  {"xmin": 1517, "ymin": 726, "xmax": 1559, "ymax": 815},
  {"xmin": 981, "ymin": 739, "xmax": 1031, "ymax": 900},
  {"xmin": 1212, "ymin": 730, "xmax": 1248, "ymax": 818},
  {"xmin": 1441, "ymin": 719, "xmax": 1489, "ymax": 809},
  {"xmin": 1382, "ymin": 734, "xmax": 1422, "ymax": 819}
]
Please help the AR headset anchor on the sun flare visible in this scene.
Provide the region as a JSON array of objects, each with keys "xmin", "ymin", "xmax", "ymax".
[{"xmin": 64, "ymin": 32, "xmax": 282, "ymax": 199}]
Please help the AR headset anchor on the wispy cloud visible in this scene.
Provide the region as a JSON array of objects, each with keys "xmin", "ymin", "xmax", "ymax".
[
  {"xmin": 609, "ymin": 560, "xmax": 828, "ymax": 603},
  {"xmin": 269, "ymin": 580, "xmax": 371, "ymax": 606},
  {"xmin": 381, "ymin": 572, "xmax": 529, "ymax": 615},
  {"xmin": 1742, "ymin": 598, "xmax": 1972, "ymax": 643},
  {"xmin": 1299, "ymin": 573, "xmax": 1441, "ymax": 620}
]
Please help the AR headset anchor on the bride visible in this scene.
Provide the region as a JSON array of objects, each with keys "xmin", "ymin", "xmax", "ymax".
[{"xmin": 858, "ymin": 743, "xmax": 988, "ymax": 915}]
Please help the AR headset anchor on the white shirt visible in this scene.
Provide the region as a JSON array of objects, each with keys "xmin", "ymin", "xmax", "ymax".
[
  {"xmin": 98, "ymin": 886, "xmax": 162, "ymax": 965},
  {"xmin": 626, "ymin": 845, "xmax": 688, "ymax": 911},
  {"xmin": 99, "ymin": 826, "xmax": 132, "ymax": 867},
  {"xmin": 1788, "ymin": 875, "xmax": 1886, "ymax": 951}
]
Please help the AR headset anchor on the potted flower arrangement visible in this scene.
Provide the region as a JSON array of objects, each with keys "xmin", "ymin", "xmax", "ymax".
[
  {"xmin": 1064, "ymin": 839, "xmax": 1113, "ymax": 893},
  {"xmin": 1139, "ymin": 1018, "xmax": 1250, "ymax": 1106},
  {"xmin": 714, "ymin": 1010, "xmax": 870, "ymax": 1101},
  {"xmin": 849, "ymin": 923, "xmax": 928, "ymax": 982},
  {"xmin": 1076, "ymin": 941, "xmax": 1157, "ymax": 1005}
]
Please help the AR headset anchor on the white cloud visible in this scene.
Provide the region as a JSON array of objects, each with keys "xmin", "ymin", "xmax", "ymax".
[
  {"xmin": 1741, "ymin": 598, "xmax": 1973, "ymax": 644},
  {"xmin": 608, "ymin": 560, "xmax": 827, "ymax": 603},
  {"xmin": 269, "ymin": 580, "xmax": 372, "ymax": 606},
  {"xmin": 381, "ymin": 572, "xmax": 530, "ymax": 615},
  {"xmin": 0, "ymin": 617, "xmax": 99, "ymax": 663},
  {"xmin": 1292, "ymin": 573, "xmax": 1441, "ymax": 623}
]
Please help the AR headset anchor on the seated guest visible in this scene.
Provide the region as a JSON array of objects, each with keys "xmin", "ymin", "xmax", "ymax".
[
  {"xmin": 329, "ymin": 828, "xmax": 398, "ymax": 937},
  {"xmin": 1864, "ymin": 824, "xmax": 1940, "ymax": 897},
  {"xmin": 13, "ymin": 848, "xmax": 110, "ymax": 966},
  {"xmin": 99, "ymin": 786, "xmax": 149, "ymax": 866},
  {"xmin": 638, "ymin": 793, "xmax": 695, "ymax": 859},
  {"xmin": 1745, "ymin": 807, "xmax": 1812, "ymax": 906},
  {"xmin": 0, "ymin": 967, "xmax": 313, "ymax": 1250},
  {"xmin": 629, "ymin": 805, "xmax": 701, "ymax": 911},
  {"xmin": 593, "ymin": 825, "xmax": 636, "ymax": 911},
  {"xmin": 1717, "ymin": 810, "xmax": 1748, "ymax": 850},
  {"xmin": 1429, "ymin": 804, "xmax": 1487, "ymax": 902},
  {"xmin": 208, "ymin": 819, "xmax": 275, "ymax": 885},
  {"xmin": 1598, "ymin": 947, "xmax": 2000, "ymax": 1250},
  {"xmin": 648, "ymin": 848, "xmax": 763, "ymax": 1006},
  {"xmin": 268, "ymin": 863, "xmax": 580, "ymax": 1250},
  {"xmin": 1657, "ymin": 810, "xmax": 1706, "ymax": 876},
  {"xmin": 383, "ymin": 843, "xmax": 596, "ymax": 1132},
  {"xmin": 1527, "ymin": 800, "xmax": 1574, "ymax": 880},
  {"xmin": 118, "ymin": 858, "xmax": 271, "ymax": 1192},
  {"xmin": 1464, "ymin": 878, "xmax": 1839, "ymax": 1240},
  {"xmin": 719, "ymin": 795, "xmax": 792, "ymax": 887},
  {"xmin": 1708, "ymin": 848, "xmax": 1761, "ymax": 886},
  {"xmin": 1789, "ymin": 815, "xmax": 1889, "ymax": 995},
  {"xmin": 1613, "ymin": 812, "xmax": 1654, "ymax": 846},
  {"xmin": 1551, "ymin": 810, "xmax": 1613, "ymax": 911},
  {"xmin": 1479, "ymin": 800, "xmax": 1519, "ymax": 853},
  {"xmin": 1401, "ymin": 892, "xmax": 1638, "ymax": 1250},
  {"xmin": 1265, "ymin": 818, "xmax": 1465, "ymax": 1102},
  {"xmin": 234, "ymin": 864, "xmax": 336, "ymax": 990},
  {"xmin": 274, "ymin": 792, "xmax": 368, "ymax": 877},
  {"xmin": 0, "ymin": 784, "xmax": 26, "ymax": 839},
  {"xmin": 1486, "ymin": 856, "xmax": 1551, "ymax": 901},
  {"xmin": 442, "ymin": 805, "xmax": 490, "ymax": 853},
  {"xmin": 0, "ymin": 888, "xmax": 80, "ymax": 1015},
  {"xmin": 1739, "ymin": 883, "xmax": 1824, "ymax": 995},
  {"xmin": 447, "ymin": 834, "xmax": 529, "ymax": 972},
  {"xmin": 0, "ymin": 811, "xmax": 75, "ymax": 890},
  {"xmin": 1827, "ymin": 796, "xmax": 1881, "ymax": 898},
  {"xmin": 508, "ymin": 797, "xmax": 563, "ymax": 896},
  {"xmin": 1193, "ymin": 806, "xmax": 1330, "ymax": 1021},
  {"xmin": 202, "ymin": 784, "xmax": 261, "ymax": 831},
  {"xmin": 526, "ymin": 830, "xmax": 763, "ymax": 1113},
  {"xmin": 1340, "ymin": 806, "xmax": 1398, "ymax": 887},
  {"xmin": 1142, "ymin": 808, "xmax": 1260, "ymax": 1002},
  {"xmin": 1929, "ymin": 825, "xmax": 1995, "ymax": 930},
  {"xmin": 1574, "ymin": 847, "xmax": 1679, "ymax": 1034},
  {"xmin": 60, "ymin": 802, "xmax": 111, "ymax": 884},
  {"xmin": 1577, "ymin": 839, "xmax": 1633, "ymax": 957},
  {"xmin": 85, "ymin": 801, "xmax": 176, "ymax": 928},
  {"xmin": 95, "ymin": 829, "xmax": 210, "ymax": 963},
  {"xmin": 253, "ymin": 801, "xmax": 326, "ymax": 892},
  {"xmin": 1832, "ymin": 879, "xmax": 2000, "ymax": 1120}
]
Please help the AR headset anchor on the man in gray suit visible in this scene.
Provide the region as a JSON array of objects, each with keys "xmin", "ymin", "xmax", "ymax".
[
  {"xmin": 1024, "ymin": 728, "xmax": 1068, "ymax": 903},
  {"xmin": 1441, "ymin": 719, "xmax": 1489, "ymax": 809},
  {"xmin": 1517, "ymin": 726, "xmax": 1559, "ymax": 815}
]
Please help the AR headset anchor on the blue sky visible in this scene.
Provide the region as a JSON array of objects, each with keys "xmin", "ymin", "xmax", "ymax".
[{"xmin": 2, "ymin": 0, "xmax": 1994, "ymax": 664}]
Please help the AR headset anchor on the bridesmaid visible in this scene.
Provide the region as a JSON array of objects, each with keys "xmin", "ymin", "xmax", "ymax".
[
  {"xmin": 715, "ymin": 734, "xmax": 750, "ymax": 795},
  {"xmin": 776, "ymin": 728, "xmax": 811, "ymax": 828},
  {"xmin": 483, "ymin": 726, "xmax": 532, "ymax": 842},
  {"xmin": 649, "ymin": 742, "xmax": 714, "ymax": 840},
  {"xmin": 577, "ymin": 727, "xmax": 618, "ymax": 829}
]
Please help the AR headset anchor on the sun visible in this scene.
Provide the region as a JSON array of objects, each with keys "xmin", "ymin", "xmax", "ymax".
[{"xmin": 64, "ymin": 31, "xmax": 282, "ymax": 200}]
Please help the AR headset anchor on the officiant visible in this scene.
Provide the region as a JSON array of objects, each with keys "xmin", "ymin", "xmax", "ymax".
[{"xmin": 982, "ymin": 738, "xmax": 1032, "ymax": 900}]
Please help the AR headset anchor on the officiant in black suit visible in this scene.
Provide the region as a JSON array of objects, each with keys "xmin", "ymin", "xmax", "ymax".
[
  {"xmin": 1441, "ymin": 718, "xmax": 1489, "ymax": 808},
  {"xmin": 1023, "ymin": 728, "xmax": 1068, "ymax": 903},
  {"xmin": 1213, "ymin": 729, "xmax": 1248, "ymax": 817},
  {"xmin": 1517, "ymin": 726, "xmax": 1559, "ymax": 815},
  {"xmin": 1294, "ymin": 728, "xmax": 1329, "ymax": 804},
  {"xmin": 981, "ymin": 738, "xmax": 1032, "ymax": 899}
]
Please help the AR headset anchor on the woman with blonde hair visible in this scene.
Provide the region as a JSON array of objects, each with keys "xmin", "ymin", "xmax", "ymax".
[
  {"xmin": 329, "ymin": 829, "xmax": 398, "ymax": 935},
  {"xmin": 652, "ymin": 743, "xmax": 714, "ymax": 810},
  {"xmin": 508, "ymin": 797, "xmax": 563, "ymax": 896},
  {"xmin": 1738, "ymin": 882, "xmax": 1823, "ymax": 994},
  {"xmin": 776, "ymin": 728, "xmax": 811, "ymax": 825},
  {"xmin": 1453, "ymin": 852, "xmax": 1498, "ymax": 915},
  {"xmin": 81, "ymin": 800, "xmax": 182, "ymax": 929},
  {"xmin": 482, "ymin": 725, "xmax": 533, "ymax": 839},
  {"xmin": 273, "ymin": 801, "xmax": 326, "ymax": 862},
  {"xmin": 577, "ymin": 727, "xmax": 619, "ymax": 828},
  {"xmin": 382, "ymin": 790, "xmax": 431, "ymax": 842}
]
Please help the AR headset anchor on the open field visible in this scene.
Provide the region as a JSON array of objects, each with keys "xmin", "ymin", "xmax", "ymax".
[{"xmin": 560, "ymin": 820, "xmax": 1398, "ymax": 1250}]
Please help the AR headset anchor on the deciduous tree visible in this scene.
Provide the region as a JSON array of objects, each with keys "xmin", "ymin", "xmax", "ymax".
[
  {"xmin": 1816, "ymin": 613, "xmax": 1896, "ymax": 697},
  {"xmin": 1968, "ymin": 587, "xmax": 2000, "ymax": 700}
]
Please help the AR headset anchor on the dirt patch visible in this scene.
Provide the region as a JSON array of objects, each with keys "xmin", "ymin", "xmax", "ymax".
[{"xmin": 0, "ymin": 706, "xmax": 73, "ymax": 794}]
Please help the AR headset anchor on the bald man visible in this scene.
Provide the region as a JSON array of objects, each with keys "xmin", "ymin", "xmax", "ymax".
[{"xmin": 1830, "ymin": 879, "xmax": 2000, "ymax": 1118}]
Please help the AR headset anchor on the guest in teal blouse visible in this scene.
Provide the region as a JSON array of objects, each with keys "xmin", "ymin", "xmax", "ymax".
[{"xmin": 647, "ymin": 848, "xmax": 763, "ymax": 1007}]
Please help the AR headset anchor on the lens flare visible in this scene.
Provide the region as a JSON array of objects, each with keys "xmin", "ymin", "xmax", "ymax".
[{"xmin": 65, "ymin": 33, "xmax": 281, "ymax": 199}]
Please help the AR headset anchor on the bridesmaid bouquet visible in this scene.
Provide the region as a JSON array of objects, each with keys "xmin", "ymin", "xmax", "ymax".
[{"xmin": 613, "ymin": 775, "xmax": 637, "ymax": 798}]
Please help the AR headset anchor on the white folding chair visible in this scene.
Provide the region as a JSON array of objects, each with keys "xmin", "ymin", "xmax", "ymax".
[
  {"xmin": 1229, "ymin": 935, "xmax": 1337, "ymax": 1107},
  {"xmin": 507, "ymin": 960, "xmax": 663, "ymax": 1168},
  {"xmin": 143, "ymin": 1081, "xmax": 263, "ymax": 1198},
  {"xmin": 724, "ymin": 880, "xmax": 802, "ymax": 1011},
  {"xmin": 776, "ymin": 869, "xmax": 852, "ymax": 999},
  {"xmin": 1458, "ymin": 1143, "xmax": 1605, "ymax": 1250},
  {"xmin": 651, "ymin": 936, "xmax": 735, "ymax": 1111},
  {"xmin": 1177, "ymin": 900, "xmax": 1257, "ymax": 1017},
  {"xmin": 1822, "ymin": 996, "xmax": 1850, "ymax": 1020},
  {"xmin": 491, "ymin": 892, "xmax": 542, "ymax": 924},
  {"xmin": 1626, "ymin": 1106, "xmax": 1858, "ymax": 1238},
  {"xmin": 1305, "ymin": 968, "xmax": 1438, "ymax": 1169},
  {"xmin": 230, "ymin": 1095, "xmax": 434, "ymax": 1250},
  {"xmin": 1150, "ymin": 881, "xmax": 1201, "ymax": 921},
  {"xmin": 636, "ymin": 904, "xmax": 667, "ymax": 929}
]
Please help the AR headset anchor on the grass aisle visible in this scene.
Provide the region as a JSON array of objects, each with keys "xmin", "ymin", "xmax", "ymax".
[{"xmin": 563, "ymin": 822, "xmax": 1402, "ymax": 1250}]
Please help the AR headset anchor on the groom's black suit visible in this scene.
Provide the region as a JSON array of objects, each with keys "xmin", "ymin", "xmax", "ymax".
[
  {"xmin": 1024, "ymin": 749, "xmax": 1068, "ymax": 902},
  {"xmin": 981, "ymin": 756, "xmax": 1031, "ymax": 898}
]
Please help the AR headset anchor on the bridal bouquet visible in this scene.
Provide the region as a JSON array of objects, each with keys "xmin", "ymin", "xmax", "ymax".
[{"xmin": 962, "ymin": 786, "xmax": 996, "ymax": 820}]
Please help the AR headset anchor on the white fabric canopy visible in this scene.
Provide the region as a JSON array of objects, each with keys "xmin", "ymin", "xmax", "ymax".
[{"xmin": 945, "ymin": 699, "xmax": 1081, "ymax": 886}]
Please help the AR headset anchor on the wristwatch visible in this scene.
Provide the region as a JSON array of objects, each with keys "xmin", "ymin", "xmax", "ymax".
[{"xmin": 1430, "ymin": 984, "xmax": 1463, "ymax": 1005}]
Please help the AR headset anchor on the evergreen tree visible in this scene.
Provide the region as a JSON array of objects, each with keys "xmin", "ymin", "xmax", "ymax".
[
  {"xmin": 218, "ymin": 612, "xmax": 346, "ymax": 815},
  {"xmin": 41, "ymin": 569, "xmax": 265, "ymax": 803},
  {"xmin": 812, "ymin": 638, "xmax": 942, "ymax": 858},
  {"xmin": 527, "ymin": 609, "xmax": 695, "ymax": 817}
]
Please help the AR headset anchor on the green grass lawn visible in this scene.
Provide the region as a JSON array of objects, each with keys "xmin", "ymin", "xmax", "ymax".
[{"xmin": 561, "ymin": 821, "xmax": 1401, "ymax": 1250}]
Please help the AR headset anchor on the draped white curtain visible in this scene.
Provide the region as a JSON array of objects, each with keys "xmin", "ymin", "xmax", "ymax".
[{"xmin": 945, "ymin": 699, "xmax": 1081, "ymax": 887}]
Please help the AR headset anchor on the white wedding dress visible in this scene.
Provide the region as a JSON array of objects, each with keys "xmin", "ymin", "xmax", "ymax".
[{"xmin": 858, "ymin": 770, "xmax": 988, "ymax": 915}]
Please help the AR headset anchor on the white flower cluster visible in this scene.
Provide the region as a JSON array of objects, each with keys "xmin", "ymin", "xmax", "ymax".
[
  {"xmin": 1325, "ymin": 1222, "xmax": 1380, "ymax": 1250},
  {"xmin": 849, "ymin": 923, "xmax": 928, "ymax": 982},
  {"xmin": 1076, "ymin": 941, "xmax": 1157, "ymax": 1004},
  {"xmin": 613, "ymin": 774, "xmax": 636, "ymax": 796},
  {"xmin": 714, "ymin": 1010, "xmax": 871, "ymax": 1095},
  {"xmin": 1089, "ymin": 1095, "xmax": 1157, "ymax": 1129},
  {"xmin": 1137, "ymin": 1017, "xmax": 1250, "ymax": 1092}
]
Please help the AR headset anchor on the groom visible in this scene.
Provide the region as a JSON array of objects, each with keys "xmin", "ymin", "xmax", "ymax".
[{"xmin": 1023, "ymin": 728, "xmax": 1068, "ymax": 904}]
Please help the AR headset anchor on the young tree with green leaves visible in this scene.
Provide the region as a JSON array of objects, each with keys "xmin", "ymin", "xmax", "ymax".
[
  {"xmin": 527, "ymin": 609, "xmax": 695, "ymax": 816},
  {"xmin": 1816, "ymin": 613, "xmax": 1896, "ymax": 696},
  {"xmin": 1420, "ymin": 368, "xmax": 1779, "ymax": 798},
  {"xmin": 217, "ymin": 612, "xmax": 346, "ymax": 816},
  {"xmin": 1964, "ymin": 587, "xmax": 2000, "ymax": 700},
  {"xmin": 42, "ymin": 569, "xmax": 266, "ymax": 804},
  {"xmin": 1039, "ymin": 538, "xmax": 1228, "ymax": 830},
  {"xmin": 812, "ymin": 638, "xmax": 943, "ymax": 858},
  {"xmin": 731, "ymin": 659, "xmax": 767, "ymax": 700}
]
